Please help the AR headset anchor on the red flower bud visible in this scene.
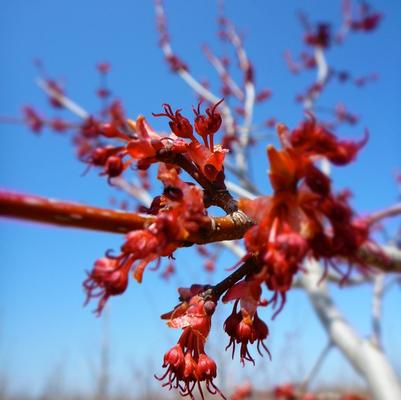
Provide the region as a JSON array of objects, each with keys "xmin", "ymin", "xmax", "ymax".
[
  {"xmin": 163, "ymin": 344, "xmax": 185, "ymax": 371},
  {"xmin": 153, "ymin": 104, "xmax": 194, "ymax": 140},
  {"xmin": 196, "ymin": 353, "xmax": 217, "ymax": 380},
  {"xmin": 193, "ymin": 99, "xmax": 224, "ymax": 148},
  {"xmin": 103, "ymin": 155, "xmax": 123, "ymax": 177}
]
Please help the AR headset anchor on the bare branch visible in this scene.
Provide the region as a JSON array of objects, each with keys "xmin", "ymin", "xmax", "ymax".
[
  {"xmin": 366, "ymin": 202, "xmax": 401, "ymax": 226},
  {"xmin": 371, "ymin": 273, "xmax": 384, "ymax": 348},
  {"xmin": 0, "ymin": 190, "xmax": 152, "ymax": 234},
  {"xmin": 358, "ymin": 243, "xmax": 401, "ymax": 273},
  {"xmin": 36, "ymin": 78, "xmax": 89, "ymax": 120},
  {"xmin": 303, "ymin": 47, "xmax": 329, "ymax": 111},
  {"xmin": 225, "ymin": 180, "xmax": 257, "ymax": 200},
  {"xmin": 154, "ymin": 0, "xmax": 236, "ymax": 138},
  {"xmin": 203, "ymin": 44, "xmax": 244, "ymax": 100},
  {"xmin": 0, "ymin": 190, "xmax": 254, "ymax": 244},
  {"xmin": 300, "ymin": 259, "xmax": 401, "ymax": 399},
  {"xmin": 220, "ymin": 240, "xmax": 246, "ymax": 259}
]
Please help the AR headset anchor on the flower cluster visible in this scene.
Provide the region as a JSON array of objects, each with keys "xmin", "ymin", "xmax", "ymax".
[
  {"xmin": 157, "ymin": 286, "xmax": 225, "ymax": 400},
  {"xmin": 223, "ymin": 279, "xmax": 271, "ymax": 365},
  {"xmin": 78, "ymin": 100, "xmax": 227, "ymax": 183},
  {"xmin": 152, "ymin": 101, "xmax": 227, "ymax": 181},
  {"xmin": 22, "ymin": 63, "xmax": 227, "ymax": 185},
  {"xmin": 239, "ymin": 117, "xmax": 370, "ymax": 318},
  {"xmin": 344, "ymin": 0, "xmax": 382, "ymax": 33},
  {"xmin": 84, "ymin": 164, "xmax": 209, "ymax": 315}
]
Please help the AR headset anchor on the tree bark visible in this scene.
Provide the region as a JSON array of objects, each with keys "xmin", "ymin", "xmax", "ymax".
[{"xmin": 300, "ymin": 260, "xmax": 401, "ymax": 400}]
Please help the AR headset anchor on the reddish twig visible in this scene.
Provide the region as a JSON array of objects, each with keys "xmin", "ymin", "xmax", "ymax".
[
  {"xmin": 0, "ymin": 190, "xmax": 254, "ymax": 244},
  {"xmin": 0, "ymin": 190, "xmax": 152, "ymax": 233}
]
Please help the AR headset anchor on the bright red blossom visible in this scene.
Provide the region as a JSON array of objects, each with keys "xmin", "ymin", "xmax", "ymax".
[
  {"xmin": 83, "ymin": 164, "xmax": 209, "ymax": 313},
  {"xmin": 239, "ymin": 117, "xmax": 371, "ymax": 318},
  {"xmin": 83, "ymin": 257, "xmax": 130, "ymax": 316},
  {"xmin": 153, "ymin": 103, "xmax": 195, "ymax": 140},
  {"xmin": 157, "ymin": 291, "xmax": 225, "ymax": 400},
  {"xmin": 152, "ymin": 102, "xmax": 228, "ymax": 181},
  {"xmin": 223, "ymin": 280, "xmax": 271, "ymax": 365},
  {"xmin": 22, "ymin": 106, "xmax": 44, "ymax": 133},
  {"xmin": 193, "ymin": 99, "xmax": 224, "ymax": 148}
]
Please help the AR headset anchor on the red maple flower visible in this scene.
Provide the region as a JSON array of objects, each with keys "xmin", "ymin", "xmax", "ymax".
[
  {"xmin": 22, "ymin": 106, "xmax": 44, "ymax": 133},
  {"xmin": 304, "ymin": 23, "xmax": 331, "ymax": 48},
  {"xmin": 83, "ymin": 257, "xmax": 131, "ymax": 315},
  {"xmin": 238, "ymin": 118, "xmax": 371, "ymax": 320},
  {"xmin": 84, "ymin": 164, "xmax": 209, "ymax": 313},
  {"xmin": 223, "ymin": 279, "xmax": 271, "ymax": 365},
  {"xmin": 153, "ymin": 103, "xmax": 195, "ymax": 140},
  {"xmin": 157, "ymin": 292, "xmax": 225, "ymax": 399},
  {"xmin": 46, "ymin": 79, "xmax": 65, "ymax": 108},
  {"xmin": 153, "ymin": 102, "xmax": 228, "ymax": 182},
  {"xmin": 193, "ymin": 99, "xmax": 224, "ymax": 149}
]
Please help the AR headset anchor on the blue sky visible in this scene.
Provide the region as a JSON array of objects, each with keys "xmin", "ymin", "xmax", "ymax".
[{"xmin": 0, "ymin": 0, "xmax": 400, "ymax": 396}]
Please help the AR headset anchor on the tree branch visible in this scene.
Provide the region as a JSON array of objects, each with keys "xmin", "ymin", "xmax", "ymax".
[
  {"xmin": 366, "ymin": 202, "xmax": 401, "ymax": 225},
  {"xmin": 0, "ymin": 190, "xmax": 253, "ymax": 244},
  {"xmin": 2, "ymin": 189, "xmax": 400, "ymax": 273},
  {"xmin": 300, "ymin": 259, "xmax": 401, "ymax": 400},
  {"xmin": 371, "ymin": 273, "xmax": 384, "ymax": 348},
  {"xmin": 358, "ymin": 243, "xmax": 401, "ymax": 273}
]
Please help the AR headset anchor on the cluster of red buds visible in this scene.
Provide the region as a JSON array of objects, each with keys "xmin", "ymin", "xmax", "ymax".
[
  {"xmin": 151, "ymin": 100, "xmax": 227, "ymax": 181},
  {"xmin": 223, "ymin": 280, "xmax": 271, "ymax": 365},
  {"xmin": 304, "ymin": 22, "xmax": 332, "ymax": 49},
  {"xmin": 238, "ymin": 117, "xmax": 370, "ymax": 318},
  {"xmin": 285, "ymin": 0, "xmax": 381, "ymax": 117},
  {"xmin": 343, "ymin": 0, "xmax": 382, "ymax": 33},
  {"xmin": 84, "ymin": 164, "xmax": 209, "ymax": 315},
  {"xmin": 156, "ymin": 285, "xmax": 225, "ymax": 399}
]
